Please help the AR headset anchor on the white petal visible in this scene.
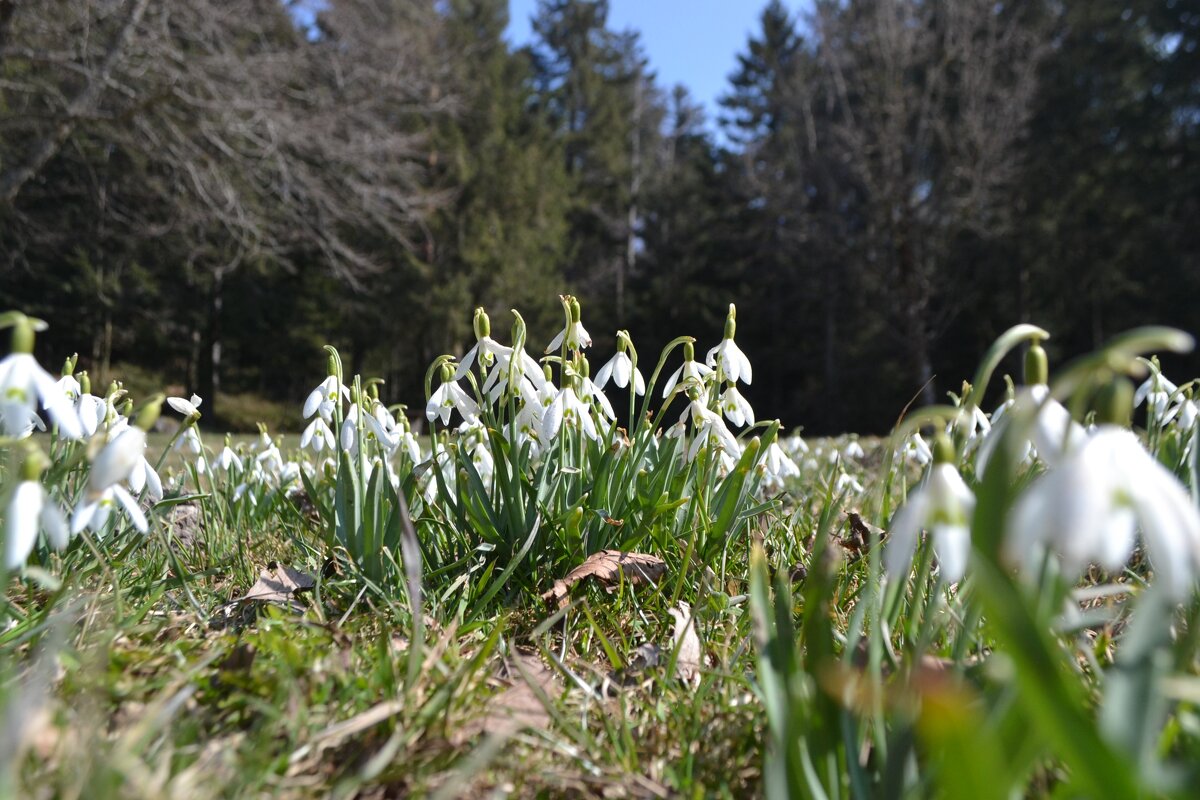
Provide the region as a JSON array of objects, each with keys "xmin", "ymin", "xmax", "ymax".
[
  {"xmin": 5, "ymin": 482, "xmax": 42, "ymax": 569},
  {"xmin": 112, "ymin": 485, "xmax": 148, "ymax": 533}
]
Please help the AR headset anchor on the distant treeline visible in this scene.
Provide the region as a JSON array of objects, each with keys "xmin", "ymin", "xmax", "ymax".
[{"xmin": 2, "ymin": 0, "xmax": 1197, "ymax": 432}]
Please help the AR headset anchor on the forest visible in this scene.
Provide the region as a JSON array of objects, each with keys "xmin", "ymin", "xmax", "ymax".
[{"xmin": 1, "ymin": 0, "xmax": 1198, "ymax": 433}]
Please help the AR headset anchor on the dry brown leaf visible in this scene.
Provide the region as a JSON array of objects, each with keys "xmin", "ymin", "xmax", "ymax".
[
  {"xmin": 540, "ymin": 549, "xmax": 667, "ymax": 607},
  {"xmin": 841, "ymin": 511, "xmax": 885, "ymax": 554},
  {"xmin": 239, "ymin": 562, "xmax": 315, "ymax": 608},
  {"xmin": 668, "ymin": 602, "xmax": 702, "ymax": 686},
  {"xmin": 451, "ymin": 653, "xmax": 559, "ymax": 745}
]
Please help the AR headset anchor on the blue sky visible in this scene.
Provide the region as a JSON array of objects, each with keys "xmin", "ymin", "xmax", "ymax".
[{"xmin": 506, "ymin": 1, "xmax": 800, "ymax": 127}]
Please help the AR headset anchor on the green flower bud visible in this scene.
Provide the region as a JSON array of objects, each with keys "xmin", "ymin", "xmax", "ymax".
[
  {"xmin": 1095, "ymin": 377, "xmax": 1134, "ymax": 426},
  {"xmin": 18, "ymin": 444, "xmax": 50, "ymax": 481},
  {"xmin": 134, "ymin": 394, "xmax": 164, "ymax": 432},
  {"xmin": 473, "ymin": 307, "xmax": 490, "ymax": 340},
  {"xmin": 326, "ymin": 353, "xmax": 338, "ymax": 377},
  {"xmin": 724, "ymin": 304, "xmax": 737, "ymax": 340},
  {"xmin": 569, "ymin": 296, "xmax": 581, "ymax": 323},
  {"xmin": 580, "ymin": 356, "xmax": 590, "ymax": 379},
  {"xmin": 683, "ymin": 341, "xmax": 695, "ymax": 362},
  {"xmin": 439, "ymin": 363, "xmax": 455, "ymax": 384},
  {"xmin": 62, "ymin": 353, "xmax": 78, "ymax": 377},
  {"xmin": 1025, "ymin": 342, "xmax": 1048, "ymax": 386},
  {"xmin": 510, "ymin": 309, "xmax": 526, "ymax": 347},
  {"xmin": 933, "ymin": 433, "xmax": 956, "ymax": 465},
  {"xmin": 120, "ymin": 399, "xmax": 133, "ymax": 418},
  {"xmin": 79, "ymin": 370, "xmax": 91, "ymax": 395}
]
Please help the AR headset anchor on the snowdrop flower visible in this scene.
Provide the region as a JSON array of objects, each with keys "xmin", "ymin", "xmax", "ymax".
[
  {"xmin": 456, "ymin": 307, "xmax": 513, "ymax": 380},
  {"xmin": 1178, "ymin": 397, "xmax": 1198, "ymax": 433},
  {"xmin": 426, "ymin": 366, "xmax": 481, "ymax": 427},
  {"xmin": 897, "ymin": 433, "xmax": 933, "ymax": 466},
  {"xmin": 1134, "ymin": 366, "xmax": 1177, "ymax": 425},
  {"xmin": 976, "ymin": 384, "xmax": 1086, "ymax": 477},
  {"xmin": 886, "ymin": 438, "xmax": 975, "ymax": 583},
  {"xmin": 127, "ymin": 454, "xmax": 163, "ymax": 502},
  {"xmin": 303, "ymin": 371, "xmax": 349, "ymax": 423},
  {"xmin": 843, "ymin": 439, "xmax": 865, "ymax": 460},
  {"xmin": 0, "ymin": 314, "xmax": 82, "ymax": 439},
  {"xmin": 719, "ymin": 384, "xmax": 755, "ymax": 427},
  {"xmin": 705, "ymin": 304, "xmax": 753, "ymax": 385},
  {"xmin": 836, "ymin": 471, "xmax": 864, "ymax": 495},
  {"xmin": 174, "ymin": 426, "xmax": 203, "ymax": 455},
  {"xmin": 91, "ymin": 426, "xmax": 148, "ymax": 492},
  {"xmin": 594, "ymin": 333, "xmax": 645, "ymax": 396},
  {"xmin": 71, "ymin": 483, "xmax": 148, "ymax": 535},
  {"xmin": 578, "ymin": 360, "xmax": 615, "ymax": 421},
  {"xmin": 215, "ymin": 437, "xmax": 243, "ymax": 472},
  {"xmin": 785, "ymin": 434, "xmax": 810, "ymax": 455},
  {"xmin": 545, "ymin": 295, "xmax": 592, "ymax": 354},
  {"xmin": 762, "ymin": 441, "xmax": 800, "ymax": 484},
  {"xmin": 167, "ymin": 393, "xmax": 203, "ymax": 421},
  {"xmin": 662, "ymin": 342, "xmax": 713, "ymax": 398},
  {"xmin": 541, "ymin": 378, "xmax": 599, "ymax": 442},
  {"xmin": 1008, "ymin": 425, "xmax": 1200, "ymax": 599},
  {"xmin": 74, "ymin": 372, "xmax": 106, "ymax": 436},
  {"xmin": 672, "ymin": 397, "xmax": 739, "ymax": 461},
  {"xmin": 301, "ymin": 415, "xmax": 336, "ymax": 453},
  {"xmin": 5, "ymin": 450, "xmax": 69, "ymax": 569}
]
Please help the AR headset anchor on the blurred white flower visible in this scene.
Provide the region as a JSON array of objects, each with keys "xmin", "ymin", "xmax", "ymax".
[
  {"xmin": 843, "ymin": 440, "xmax": 865, "ymax": 460},
  {"xmin": 90, "ymin": 428, "xmax": 146, "ymax": 492},
  {"xmin": 1134, "ymin": 371, "xmax": 1178, "ymax": 425},
  {"xmin": 886, "ymin": 462, "xmax": 975, "ymax": 583},
  {"xmin": 0, "ymin": 351, "xmax": 82, "ymax": 439},
  {"xmin": 71, "ymin": 483, "xmax": 147, "ymax": 535},
  {"xmin": 5, "ymin": 481, "xmax": 69, "ymax": 569},
  {"xmin": 976, "ymin": 384, "xmax": 1086, "ymax": 476},
  {"xmin": 1008, "ymin": 426, "xmax": 1200, "ymax": 599},
  {"xmin": 216, "ymin": 443, "xmax": 242, "ymax": 472}
]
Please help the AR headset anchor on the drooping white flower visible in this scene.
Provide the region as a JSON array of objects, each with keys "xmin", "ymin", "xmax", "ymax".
[
  {"xmin": 763, "ymin": 441, "xmax": 800, "ymax": 483},
  {"xmin": 90, "ymin": 428, "xmax": 147, "ymax": 492},
  {"xmin": 578, "ymin": 374, "xmax": 615, "ymax": 421},
  {"xmin": 5, "ymin": 481, "xmax": 69, "ymax": 569},
  {"xmin": 594, "ymin": 351, "xmax": 645, "ymax": 396},
  {"xmin": 675, "ymin": 398, "xmax": 739, "ymax": 461},
  {"xmin": 975, "ymin": 384, "xmax": 1086, "ymax": 476},
  {"xmin": 216, "ymin": 443, "xmax": 242, "ymax": 472},
  {"xmin": 77, "ymin": 392, "xmax": 106, "ymax": 436},
  {"xmin": 719, "ymin": 385, "xmax": 755, "ymax": 428},
  {"xmin": 1008, "ymin": 426, "xmax": 1200, "ymax": 599},
  {"xmin": 1135, "ymin": 371, "xmax": 1178, "ymax": 425},
  {"xmin": 546, "ymin": 320, "xmax": 592, "ymax": 354},
  {"xmin": 897, "ymin": 433, "xmax": 933, "ymax": 466},
  {"xmin": 71, "ymin": 483, "xmax": 148, "ymax": 535},
  {"xmin": 662, "ymin": 355, "xmax": 713, "ymax": 398},
  {"xmin": 885, "ymin": 460, "xmax": 975, "ymax": 584},
  {"xmin": 0, "ymin": 352, "xmax": 82, "ymax": 439},
  {"xmin": 455, "ymin": 336, "xmax": 512, "ymax": 381},
  {"xmin": 541, "ymin": 383, "xmax": 598, "ymax": 442},
  {"xmin": 843, "ymin": 439, "xmax": 865, "ymax": 460},
  {"xmin": 127, "ymin": 455, "xmax": 163, "ymax": 502},
  {"xmin": 426, "ymin": 378, "xmax": 481, "ymax": 427},
  {"xmin": 706, "ymin": 338, "xmax": 753, "ymax": 385},
  {"xmin": 303, "ymin": 375, "xmax": 349, "ymax": 422},
  {"xmin": 301, "ymin": 415, "xmax": 336, "ymax": 453}
]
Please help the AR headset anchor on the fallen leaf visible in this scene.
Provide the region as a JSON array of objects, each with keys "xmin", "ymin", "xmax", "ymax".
[
  {"xmin": 540, "ymin": 550, "xmax": 667, "ymax": 607},
  {"xmin": 668, "ymin": 602, "xmax": 702, "ymax": 686},
  {"xmin": 601, "ymin": 643, "xmax": 662, "ymax": 694},
  {"xmin": 841, "ymin": 511, "xmax": 885, "ymax": 554},
  {"xmin": 239, "ymin": 562, "xmax": 315, "ymax": 608},
  {"xmin": 451, "ymin": 653, "xmax": 559, "ymax": 745}
]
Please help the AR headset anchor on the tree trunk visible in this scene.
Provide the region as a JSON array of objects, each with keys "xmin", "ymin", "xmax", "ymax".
[
  {"xmin": 199, "ymin": 271, "xmax": 224, "ymax": 422},
  {"xmin": 0, "ymin": 0, "xmax": 150, "ymax": 204}
]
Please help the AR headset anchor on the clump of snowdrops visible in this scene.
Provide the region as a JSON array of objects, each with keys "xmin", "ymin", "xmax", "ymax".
[{"xmin": 4, "ymin": 303, "xmax": 1200, "ymax": 798}]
